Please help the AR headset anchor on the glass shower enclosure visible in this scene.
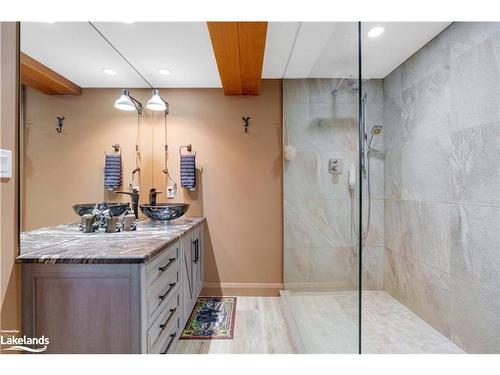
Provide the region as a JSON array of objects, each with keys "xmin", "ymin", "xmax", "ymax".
[{"xmin": 282, "ymin": 22, "xmax": 363, "ymax": 354}]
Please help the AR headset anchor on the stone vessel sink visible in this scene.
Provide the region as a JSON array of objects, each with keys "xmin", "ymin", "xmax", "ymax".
[
  {"xmin": 72, "ymin": 202, "xmax": 129, "ymax": 217},
  {"xmin": 139, "ymin": 203, "xmax": 190, "ymax": 221}
]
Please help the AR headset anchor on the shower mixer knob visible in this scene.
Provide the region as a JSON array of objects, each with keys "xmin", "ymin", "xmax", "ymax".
[{"xmin": 329, "ymin": 159, "xmax": 343, "ymax": 174}]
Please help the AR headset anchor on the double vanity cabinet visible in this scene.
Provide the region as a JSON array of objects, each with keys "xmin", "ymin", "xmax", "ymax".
[{"xmin": 18, "ymin": 217, "xmax": 205, "ymax": 354}]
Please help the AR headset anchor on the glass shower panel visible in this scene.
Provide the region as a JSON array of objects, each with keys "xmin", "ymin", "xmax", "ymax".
[{"xmin": 282, "ymin": 22, "xmax": 362, "ymax": 353}]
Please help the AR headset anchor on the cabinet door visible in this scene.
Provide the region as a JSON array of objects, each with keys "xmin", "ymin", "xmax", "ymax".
[
  {"xmin": 192, "ymin": 225, "xmax": 204, "ymax": 298},
  {"xmin": 181, "ymin": 231, "xmax": 194, "ymax": 328}
]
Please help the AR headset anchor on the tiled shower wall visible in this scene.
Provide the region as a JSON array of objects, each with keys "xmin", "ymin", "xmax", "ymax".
[
  {"xmin": 284, "ymin": 78, "xmax": 384, "ymax": 291},
  {"xmin": 383, "ymin": 22, "xmax": 500, "ymax": 353}
]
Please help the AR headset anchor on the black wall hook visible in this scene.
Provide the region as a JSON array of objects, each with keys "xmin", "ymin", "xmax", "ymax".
[
  {"xmin": 242, "ymin": 116, "xmax": 250, "ymax": 133},
  {"xmin": 56, "ymin": 116, "xmax": 65, "ymax": 133}
]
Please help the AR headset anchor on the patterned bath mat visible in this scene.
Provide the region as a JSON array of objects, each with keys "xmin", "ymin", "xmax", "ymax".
[{"xmin": 180, "ymin": 297, "xmax": 237, "ymax": 340}]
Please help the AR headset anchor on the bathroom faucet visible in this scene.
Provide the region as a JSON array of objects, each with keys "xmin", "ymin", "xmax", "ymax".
[
  {"xmin": 149, "ymin": 188, "xmax": 162, "ymax": 206},
  {"xmin": 115, "ymin": 188, "xmax": 140, "ymax": 219}
]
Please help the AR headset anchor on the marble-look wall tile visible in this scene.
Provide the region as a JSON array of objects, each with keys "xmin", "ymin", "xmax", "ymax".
[
  {"xmin": 287, "ymin": 109, "xmax": 357, "ymax": 153},
  {"xmin": 284, "ymin": 247, "xmax": 311, "ymax": 285},
  {"xmin": 449, "ymin": 22, "xmax": 500, "ymax": 60},
  {"xmin": 284, "ymin": 150, "xmax": 353, "ymax": 200},
  {"xmin": 363, "ymin": 246, "xmax": 384, "ymax": 290},
  {"xmin": 383, "ymin": 22, "xmax": 500, "ymax": 353},
  {"xmin": 383, "ymin": 247, "xmax": 402, "ymax": 299},
  {"xmin": 402, "ymin": 67, "xmax": 451, "ymax": 143},
  {"xmin": 450, "ymin": 277, "xmax": 500, "ymax": 353},
  {"xmin": 383, "ymin": 67, "xmax": 402, "ymax": 100},
  {"xmin": 284, "ymin": 79, "xmax": 308, "ymax": 105},
  {"xmin": 383, "ymin": 96, "xmax": 403, "ymax": 151},
  {"xmin": 384, "ymin": 147, "xmax": 401, "ymax": 200},
  {"xmin": 364, "ymin": 199, "xmax": 384, "ymax": 247},
  {"xmin": 399, "ymin": 256, "xmax": 451, "ymax": 337},
  {"xmin": 384, "ymin": 199, "xmax": 403, "ymax": 251},
  {"xmin": 449, "ymin": 122, "xmax": 500, "ymax": 207},
  {"xmin": 401, "ymin": 134, "xmax": 452, "ymax": 202},
  {"xmin": 285, "ymin": 78, "xmax": 384, "ymax": 292},
  {"xmin": 449, "ymin": 33, "xmax": 500, "ymax": 131},
  {"xmin": 401, "ymin": 28, "xmax": 450, "ymax": 91},
  {"xmin": 366, "ymin": 152, "xmax": 385, "ymax": 200},
  {"xmin": 310, "ymin": 247, "xmax": 357, "ymax": 288},
  {"xmin": 310, "ymin": 78, "xmax": 359, "ymax": 105},
  {"xmin": 401, "ymin": 201, "xmax": 451, "ymax": 273},
  {"xmin": 450, "ymin": 204, "xmax": 500, "ymax": 293},
  {"xmin": 285, "ymin": 199, "xmax": 351, "ymax": 248}
]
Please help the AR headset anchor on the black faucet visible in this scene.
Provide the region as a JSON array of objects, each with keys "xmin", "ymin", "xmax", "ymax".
[
  {"xmin": 115, "ymin": 188, "xmax": 140, "ymax": 219},
  {"xmin": 149, "ymin": 188, "xmax": 162, "ymax": 206}
]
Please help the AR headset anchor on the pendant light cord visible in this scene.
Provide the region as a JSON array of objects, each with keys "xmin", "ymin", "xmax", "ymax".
[
  {"xmin": 163, "ymin": 113, "xmax": 176, "ymax": 190},
  {"xmin": 88, "ymin": 22, "xmax": 154, "ymax": 89}
]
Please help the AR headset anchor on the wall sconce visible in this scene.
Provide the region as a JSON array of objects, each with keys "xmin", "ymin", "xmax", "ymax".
[
  {"xmin": 114, "ymin": 89, "xmax": 143, "ymax": 114},
  {"xmin": 146, "ymin": 89, "xmax": 169, "ymax": 113}
]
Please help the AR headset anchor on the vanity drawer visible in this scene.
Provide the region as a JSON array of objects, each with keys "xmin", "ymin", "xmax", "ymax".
[
  {"xmin": 146, "ymin": 262, "xmax": 179, "ymax": 326},
  {"xmin": 146, "ymin": 241, "xmax": 180, "ymax": 291},
  {"xmin": 147, "ymin": 291, "xmax": 180, "ymax": 353}
]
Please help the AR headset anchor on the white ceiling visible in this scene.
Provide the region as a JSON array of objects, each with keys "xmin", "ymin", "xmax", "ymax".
[{"xmin": 21, "ymin": 21, "xmax": 450, "ymax": 88}]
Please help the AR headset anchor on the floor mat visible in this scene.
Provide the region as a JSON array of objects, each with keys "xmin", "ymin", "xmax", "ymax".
[{"xmin": 180, "ymin": 296, "xmax": 237, "ymax": 340}]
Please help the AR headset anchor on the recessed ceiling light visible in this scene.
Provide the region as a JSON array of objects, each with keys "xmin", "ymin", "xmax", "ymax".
[
  {"xmin": 367, "ymin": 26, "xmax": 384, "ymax": 38},
  {"xmin": 159, "ymin": 68, "xmax": 172, "ymax": 76},
  {"xmin": 102, "ymin": 68, "xmax": 117, "ymax": 76},
  {"xmin": 123, "ymin": 21, "xmax": 135, "ymax": 24}
]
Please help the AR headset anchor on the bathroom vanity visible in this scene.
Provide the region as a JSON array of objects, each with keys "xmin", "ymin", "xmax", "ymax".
[{"xmin": 17, "ymin": 217, "xmax": 205, "ymax": 354}]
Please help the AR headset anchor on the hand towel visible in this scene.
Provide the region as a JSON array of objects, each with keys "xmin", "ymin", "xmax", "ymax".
[
  {"xmin": 104, "ymin": 154, "xmax": 122, "ymax": 190},
  {"xmin": 180, "ymin": 154, "xmax": 196, "ymax": 190}
]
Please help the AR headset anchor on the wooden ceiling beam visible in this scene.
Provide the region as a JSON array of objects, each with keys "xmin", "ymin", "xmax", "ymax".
[
  {"xmin": 20, "ymin": 52, "xmax": 81, "ymax": 95},
  {"xmin": 207, "ymin": 22, "xmax": 268, "ymax": 96}
]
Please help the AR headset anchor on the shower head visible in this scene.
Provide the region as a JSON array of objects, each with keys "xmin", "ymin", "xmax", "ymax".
[{"xmin": 367, "ymin": 125, "xmax": 383, "ymax": 150}]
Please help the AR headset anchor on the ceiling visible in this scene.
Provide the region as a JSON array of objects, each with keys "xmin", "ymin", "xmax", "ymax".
[{"xmin": 20, "ymin": 21, "xmax": 450, "ymax": 88}]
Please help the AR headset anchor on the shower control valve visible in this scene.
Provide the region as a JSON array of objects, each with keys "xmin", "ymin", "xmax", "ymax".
[{"xmin": 329, "ymin": 159, "xmax": 343, "ymax": 174}]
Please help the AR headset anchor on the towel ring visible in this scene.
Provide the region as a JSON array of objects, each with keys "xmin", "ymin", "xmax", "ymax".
[{"xmin": 179, "ymin": 144, "xmax": 196, "ymax": 156}]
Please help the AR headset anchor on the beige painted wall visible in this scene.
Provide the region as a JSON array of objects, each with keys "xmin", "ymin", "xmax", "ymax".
[
  {"xmin": 0, "ymin": 22, "xmax": 22, "ymax": 347},
  {"xmin": 23, "ymin": 80, "xmax": 283, "ymax": 295}
]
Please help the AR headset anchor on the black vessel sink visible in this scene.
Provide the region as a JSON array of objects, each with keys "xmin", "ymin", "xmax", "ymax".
[
  {"xmin": 102, "ymin": 203, "xmax": 130, "ymax": 217},
  {"xmin": 72, "ymin": 203, "xmax": 98, "ymax": 216},
  {"xmin": 72, "ymin": 202, "xmax": 129, "ymax": 217},
  {"xmin": 139, "ymin": 203, "xmax": 190, "ymax": 221}
]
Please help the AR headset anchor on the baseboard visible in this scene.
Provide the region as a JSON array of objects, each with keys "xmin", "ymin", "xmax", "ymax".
[{"xmin": 201, "ymin": 282, "xmax": 283, "ymax": 296}]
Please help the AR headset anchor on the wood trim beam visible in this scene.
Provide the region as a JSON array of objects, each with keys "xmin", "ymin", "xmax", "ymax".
[
  {"xmin": 207, "ymin": 22, "xmax": 267, "ymax": 96},
  {"xmin": 20, "ymin": 52, "xmax": 81, "ymax": 95}
]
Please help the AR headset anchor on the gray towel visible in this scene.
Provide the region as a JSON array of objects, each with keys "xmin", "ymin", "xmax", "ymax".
[
  {"xmin": 104, "ymin": 154, "xmax": 122, "ymax": 189},
  {"xmin": 180, "ymin": 154, "xmax": 196, "ymax": 190}
]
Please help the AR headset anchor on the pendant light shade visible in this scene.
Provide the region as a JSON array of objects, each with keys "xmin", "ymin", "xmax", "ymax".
[
  {"xmin": 114, "ymin": 89, "xmax": 143, "ymax": 113},
  {"xmin": 147, "ymin": 89, "xmax": 167, "ymax": 112},
  {"xmin": 114, "ymin": 89, "xmax": 136, "ymax": 111}
]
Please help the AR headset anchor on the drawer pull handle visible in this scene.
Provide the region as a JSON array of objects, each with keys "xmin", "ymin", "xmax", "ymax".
[
  {"xmin": 160, "ymin": 307, "xmax": 177, "ymax": 330},
  {"xmin": 161, "ymin": 332, "xmax": 177, "ymax": 354},
  {"xmin": 159, "ymin": 258, "xmax": 176, "ymax": 272},
  {"xmin": 192, "ymin": 239, "xmax": 199, "ymax": 264},
  {"xmin": 159, "ymin": 283, "xmax": 176, "ymax": 301}
]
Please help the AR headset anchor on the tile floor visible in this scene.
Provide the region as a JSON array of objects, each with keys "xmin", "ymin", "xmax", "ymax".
[
  {"xmin": 281, "ymin": 290, "xmax": 464, "ymax": 354},
  {"xmin": 174, "ymin": 297, "xmax": 297, "ymax": 354}
]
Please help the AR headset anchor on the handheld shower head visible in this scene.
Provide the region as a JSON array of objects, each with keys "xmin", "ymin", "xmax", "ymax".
[
  {"xmin": 371, "ymin": 125, "xmax": 383, "ymax": 135},
  {"xmin": 367, "ymin": 125, "xmax": 383, "ymax": 150}
]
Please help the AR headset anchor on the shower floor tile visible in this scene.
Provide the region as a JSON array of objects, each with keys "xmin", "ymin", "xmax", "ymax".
[{"xmin": 281, "ymin": 290, "xmax": 464, "ymax": 354}]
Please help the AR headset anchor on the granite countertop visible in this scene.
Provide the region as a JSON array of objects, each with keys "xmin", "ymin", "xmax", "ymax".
[{"xmin": 17, "ymin": 217, "xmax": 205, "ymax": 264}]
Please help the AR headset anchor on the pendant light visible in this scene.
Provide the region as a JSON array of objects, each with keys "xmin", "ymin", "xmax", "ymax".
[
  {"xmin": 146, "ymin": 89, "xmax": 168, "ymax": 113},
  {"xmin": 114, "ymin": 89, "xmax": 143, "ymax": 114}
]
